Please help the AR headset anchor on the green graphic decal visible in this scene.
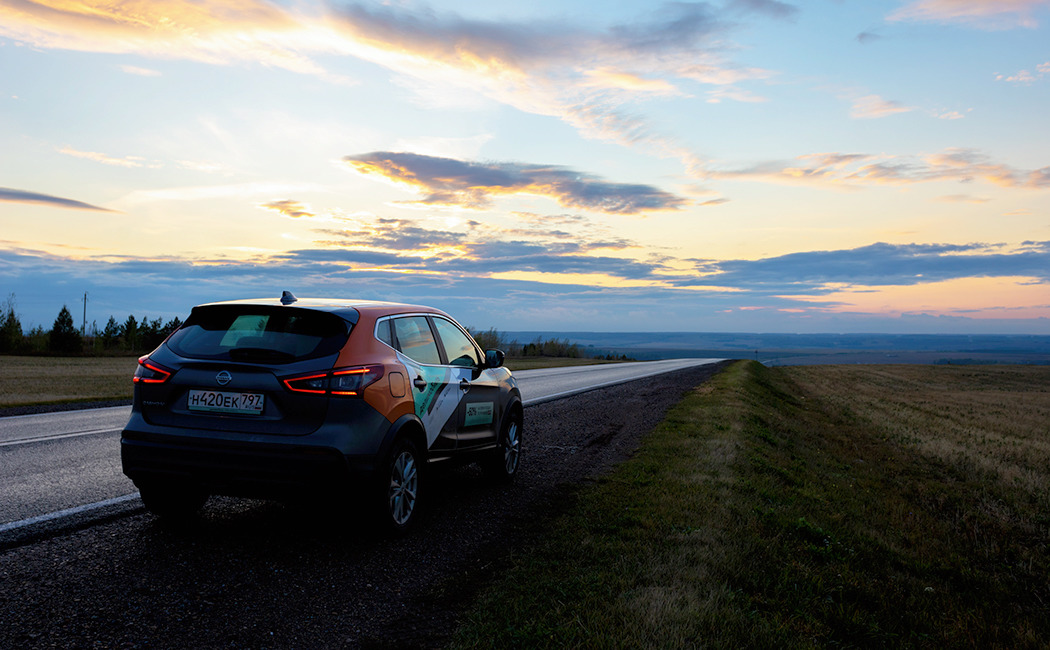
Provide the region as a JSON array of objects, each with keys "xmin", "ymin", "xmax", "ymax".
[{"xmin": 413, "ymin": 366, "xmax": 450, "ymax": 419}]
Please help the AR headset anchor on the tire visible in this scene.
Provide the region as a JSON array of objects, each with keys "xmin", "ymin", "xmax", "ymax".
[
  {"xmin": 138, "ymin": 481, "xmax": 208, "ymax": 521},
  {"xmin": 482, "ymin": 409, "xmax": 522, "ymax": 482},
  {"xmin": 378, "ymin": 436, "xmax": 422, "ymax": 534}
]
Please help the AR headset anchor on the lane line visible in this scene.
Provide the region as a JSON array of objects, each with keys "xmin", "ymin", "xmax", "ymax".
[
  {"xmin": 0, "ymin": 493, "xmax": 140, "ymax": 534},
  {"xmin": 0, "ymin": 405, "xmax": 130, "ymax": 421},
  {"xmin": 0, "ymin": 427, "xmax": 122, "ymax": 448}
]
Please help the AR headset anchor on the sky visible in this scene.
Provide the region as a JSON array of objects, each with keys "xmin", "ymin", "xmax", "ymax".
[{"xmin": 1, "ymin": 0, "xmax": 1048, "ymax": 335}]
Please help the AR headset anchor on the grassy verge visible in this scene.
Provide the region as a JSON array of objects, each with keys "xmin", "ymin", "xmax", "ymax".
[
  {"xmin": 451, "ymin": 361, "xmax": 1050, "ymax": 648},
  {"xmin": 0, "ymin": 355, "xmax": 138, "ymax": 408}
]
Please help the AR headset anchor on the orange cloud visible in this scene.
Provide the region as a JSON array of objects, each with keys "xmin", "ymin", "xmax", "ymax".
[
  {"xmin": 888, "ymin": 0, "xmax": 1050, "ymax": 28},
  {"xmin": 259, "ymin": 200, "xmax": 315, "ymax": 219},
  {"xmin": 782, "ymin": 276, "xmax": 1050, "ymax": 319},
  {"xmin": 710, "ymin": 148, "xmax": 1050, "ymax": 189}
]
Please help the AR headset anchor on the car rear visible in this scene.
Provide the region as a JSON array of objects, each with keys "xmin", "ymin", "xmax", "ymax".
[{"xmin": 120, "ymin": 299, "xmax": 397, "ymax": 502}]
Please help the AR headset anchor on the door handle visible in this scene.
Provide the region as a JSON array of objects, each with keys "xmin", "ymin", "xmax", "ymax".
[
  {"xmin": 414, "ymin": 376, "xmax": 427, "ymax": 391},
  {"xmin": 459, "ymin": 379, "xmax": 471, "ymax": 392}
]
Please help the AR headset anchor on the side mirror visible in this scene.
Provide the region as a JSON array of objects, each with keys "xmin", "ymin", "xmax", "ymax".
[{"xmin": 484, "ymin": 349, "xmax": 505, "ymax": 369}]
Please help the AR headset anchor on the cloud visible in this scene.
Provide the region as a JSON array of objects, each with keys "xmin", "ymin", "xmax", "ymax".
[
  {"xmin": 682, "ymin": 241, "xmax": 1050, "ymax": 290},
  {"xmin": 259, "ymin": 200, "xmax": 315, "ymax": 219},
  {"xmin": 0, "ymin": 187, "xmax": 115, "ymax": 212},
  {"xmin": 2, "ymin": 239, "xmax": 1047, "ymax": 334},
  {"xmin": 0, "ymin": 0, "xmax": 353, "ymax": 84},
  {"xmin": 343, "ymin": 152, "xmax": 688, "ymax": 215},
  {"xmin": 996, "ymin": 62, "xmax": 1050, "ymax": 83},
  {"xmin": 58, "ymin": 146, "xmax": 160, "ymax": 168},
  {"xmin": 327, "ymin": 2, "xmax": 777, "ymax": 172},
  {"xmin": 727, "ymin": 0, "xmax": 800, "ymax": 20},
  {"xmin": 119, "ymin": 64, "xmax": 162, "ymax": 77},
  {"xmin": 856, "ymin": 30, "xmax": 883, "ymax": 44},
  {"xmin": 937, "ymin": 194, "xmax": 990, "ymax": 203},
  {"xmin": 0, "ymin": 1, "xmax": 789, "ymax": 177},
  {"xmin": 706, "ymin": 86, "xmax": 769, "ymax": 103},
  {"xmin": 850, "ymin": 94, "xmax": 913, "ymax": 119},
  {"xmin": 888, "ymin": 0, "xmax": 1050, "ymax": 28},
  {"xmin": 709, "ymin": 148, "xmax": 1050, "ymax": 189}
]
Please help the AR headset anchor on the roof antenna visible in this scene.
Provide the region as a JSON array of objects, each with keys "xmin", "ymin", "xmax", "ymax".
[{"xmin": 280, "ymin": 290, "xmax": 298, "ymax": 305}]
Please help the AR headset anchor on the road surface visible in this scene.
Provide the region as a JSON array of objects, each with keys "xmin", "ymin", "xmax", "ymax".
[{"xmin": 0, "ymin": 358, "xmax": 723, "ymax": 529}]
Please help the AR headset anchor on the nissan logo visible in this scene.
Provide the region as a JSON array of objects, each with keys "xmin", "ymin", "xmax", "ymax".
[{"xmin": 216, "ymin": 370, "xmax": 233, "ymax": 386}]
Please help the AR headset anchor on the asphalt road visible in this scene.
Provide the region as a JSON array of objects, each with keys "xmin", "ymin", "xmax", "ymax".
[
  {"xmin": 0, "ymin": 361, "xmax": 730, "ymax": 649},
  {"xmin": 0, "ymin": 359, "xmax": 722, "ymax": 528}
]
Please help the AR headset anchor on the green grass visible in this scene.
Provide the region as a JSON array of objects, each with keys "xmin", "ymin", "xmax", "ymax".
[{"xmin": 451, "ymin": 361, "xmax": 1050, "ymax": 648}]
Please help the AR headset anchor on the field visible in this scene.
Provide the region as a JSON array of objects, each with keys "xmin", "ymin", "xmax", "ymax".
[
  {"xmin": 0, "ymin": 356, "xmax": 138, "ymax": 408},
  {"xmin": 0, "ymin": 355, "xmax": 613, "ymax": 409},
  {"xmin": 452, "ymin": 361, "xmax": 1050, "ymax": 648}
]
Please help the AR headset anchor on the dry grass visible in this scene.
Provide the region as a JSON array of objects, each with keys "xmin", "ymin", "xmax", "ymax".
[
  {"xmin": 0, "ymin": 355, "xmax": 618, "ymax": 408},
  {"xmin": 787, "ymin": 365, "xmax": 1050, "ymax": 508},
  {"xmin": 0, "ymin": 355, "xmax": 137, "ymax": 407}
]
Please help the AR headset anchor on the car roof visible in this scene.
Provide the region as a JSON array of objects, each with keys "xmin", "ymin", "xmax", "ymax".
[{"xmin": 195, "ymin": 296, "xmax": 448, "ymax": 324}]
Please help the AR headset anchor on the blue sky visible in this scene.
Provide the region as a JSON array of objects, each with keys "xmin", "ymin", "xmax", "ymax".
[{"xmin": 1, "ymin": 0, "xmax": 1048, "ymax": 333}]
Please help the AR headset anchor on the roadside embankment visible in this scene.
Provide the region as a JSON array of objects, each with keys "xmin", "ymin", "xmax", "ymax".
[{"xmin": 453, "ymin": 361, "xmax": 1050, "ymax": 648}]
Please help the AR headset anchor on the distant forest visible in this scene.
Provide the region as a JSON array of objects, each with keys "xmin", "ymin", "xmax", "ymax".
[
  {"xmin": 0, "ymin": 296, "xmax": 623, "ymax": 360},
  {"xmin": 0, "ymin": 295, "xmax": 181, "ymax": 356}
]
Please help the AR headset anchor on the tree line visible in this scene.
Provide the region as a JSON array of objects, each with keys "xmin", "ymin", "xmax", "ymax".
[
  {"xmin": 0, "ymin": 296, "xmax": 627, "ymax": 361},
  {"xmin": 469, "ymin": 327, "xmax": 630, "ymax": 361},
  {"xmin": 0, "ymin": 296, "xmax": 181, "ymax": 356}
]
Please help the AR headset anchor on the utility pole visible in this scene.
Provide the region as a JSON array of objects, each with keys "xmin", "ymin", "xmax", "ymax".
[{"xmin": 81, "ymin": 292, "xmax": 88, "ymax": 335}]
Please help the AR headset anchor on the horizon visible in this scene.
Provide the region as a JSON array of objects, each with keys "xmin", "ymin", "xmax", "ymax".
[{"xmin": 2, "ymin": 1, "xmax": 1048, "ymax": 335}]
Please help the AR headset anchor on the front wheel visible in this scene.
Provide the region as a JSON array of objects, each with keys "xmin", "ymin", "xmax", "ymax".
[
  {"xmin": 377, "ymin": 437, "xmax": 423, "ymax": 534},
  {"xmin": 482, "ymin": 410, "xmax": 522, "ymax": 482}
]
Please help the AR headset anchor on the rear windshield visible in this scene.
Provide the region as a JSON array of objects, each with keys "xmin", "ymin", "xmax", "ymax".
[{"xmin": 166, "ymin": 306, "xmax": 352, "ymax": 363}]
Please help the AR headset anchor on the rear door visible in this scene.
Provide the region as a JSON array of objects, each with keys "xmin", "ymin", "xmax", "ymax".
[{"xmin": 390, "ymin": 316, "xmax": 459, "ymax": 454}]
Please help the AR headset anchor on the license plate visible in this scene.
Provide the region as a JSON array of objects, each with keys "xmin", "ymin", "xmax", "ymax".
[{"xmin": 188, "ymin": 389, "xmax": 265, "ymax": 415}]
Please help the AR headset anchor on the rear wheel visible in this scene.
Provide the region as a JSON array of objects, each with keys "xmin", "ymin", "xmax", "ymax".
[
  {"xmin": 378, "ymin": 437, "xmax": 422, "ymax": 534},
  {"xmin": 482, "ymin": 409, "xmax": 522, "ymax": 482},
  {"xmin": 138, "ymin": 481, "xmax": 208, "ymax": 521}
]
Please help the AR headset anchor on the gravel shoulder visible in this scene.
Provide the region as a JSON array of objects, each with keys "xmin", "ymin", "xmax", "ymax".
[{"xmin": 0, "ymin": 362, "xmax": 728, "ymax": 649}]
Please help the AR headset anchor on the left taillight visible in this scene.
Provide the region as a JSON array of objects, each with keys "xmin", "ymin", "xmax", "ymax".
[
  {"xmin": 133, "ymin": 356, "xmax": 173, "ymax": 384},
  {"xmin": 282, "ymin": 365, "xmax": 384, "ymax": 397}
]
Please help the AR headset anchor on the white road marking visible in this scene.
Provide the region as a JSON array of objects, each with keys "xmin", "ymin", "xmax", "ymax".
[
  {"xmin": 0, "ymin": 427, "xmax": 122, "ymax": 448},
  {"xmin": 0, "ymin": 493, "xmax": 140, "ymax": 534}
]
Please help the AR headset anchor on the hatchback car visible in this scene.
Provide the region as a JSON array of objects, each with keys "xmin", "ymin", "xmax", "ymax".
[{"xmin": 120, "ymin": 292, "xmax": 522, "ymax": 532}]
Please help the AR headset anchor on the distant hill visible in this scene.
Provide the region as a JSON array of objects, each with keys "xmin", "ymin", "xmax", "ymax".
[{"xmin": 500, "ymin": 332, "xmax": 1050, "ymax": 365}]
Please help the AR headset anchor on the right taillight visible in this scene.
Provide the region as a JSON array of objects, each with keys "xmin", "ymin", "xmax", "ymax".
[{"xmin": 282, "ymin": 365, "xmax": 384, "ymax": 397}]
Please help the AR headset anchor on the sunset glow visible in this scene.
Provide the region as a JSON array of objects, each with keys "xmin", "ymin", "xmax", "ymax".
[{"xmin": 1, "ymin": 0, "xmax": 1047, "ymax": 333}]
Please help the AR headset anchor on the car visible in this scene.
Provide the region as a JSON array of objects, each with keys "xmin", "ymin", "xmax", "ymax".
[{"xmin": 120, "ymin": 291, "xmax": 522, "ymax": 533}]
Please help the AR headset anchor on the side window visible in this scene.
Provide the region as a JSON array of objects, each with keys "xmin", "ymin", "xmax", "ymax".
[
  {"xmin": 433, "ymin": 318, "xmax": 481, "ymax": 368},
  {"xmin": 376, "ymin": 319, "xmax": 393, "ymax": 347},
  {"xmin": 392, "ymin": 316, "xmax": 441, "ymax": 365}
]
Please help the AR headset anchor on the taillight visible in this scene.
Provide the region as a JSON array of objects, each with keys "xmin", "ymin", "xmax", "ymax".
[
  {"xmin": 282, "ymin": 365, "xmax": 384, "ymax": 397},
  {"xmin": 133, "ymin": 356, "xmax": 172, "ymax": 384}
]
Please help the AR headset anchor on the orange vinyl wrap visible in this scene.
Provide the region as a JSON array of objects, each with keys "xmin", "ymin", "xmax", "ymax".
[{"xmin": 342, "ymin": 309, "xmax": 416, "ymax": 423}]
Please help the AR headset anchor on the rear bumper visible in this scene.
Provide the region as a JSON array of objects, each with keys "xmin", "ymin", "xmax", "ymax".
[{"xmin": 121, "ymin": 429, "xmax": 379, "ymax": 498}]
